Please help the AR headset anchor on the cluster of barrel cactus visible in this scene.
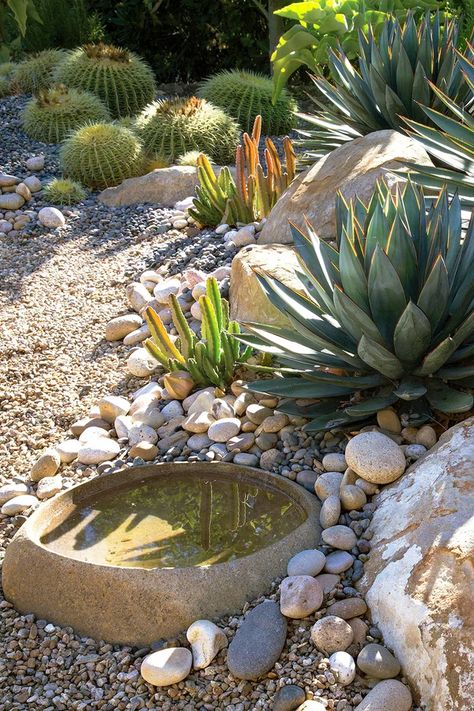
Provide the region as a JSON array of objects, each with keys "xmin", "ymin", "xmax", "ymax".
[
  {"xmin": 54, "ymin": 43, "xmax": 156, "ymax": 118},
  {"xmin": 12, "ymin": 50, "xmax": 66, "ymax": 94},
  {"xmin": 137, "ymin": 96, "xmax": 239, "ymax": 165},
  {"xmin": 60, "ymin": 122, "xmax": 144, "ymax": 189},
  {"xmin": 22, "ymin": 85, "xmax": 110, "ymax": 143},
  {"xmin": 190, "ymin": 115, "xmax": 296, "ymax": 227},
  {"xmin": 198, "ymin": 69, "xmax": 297, "ymax": 135},
  {"xmin": 43, "ymin": 178, "xmax": 87, "ymax": 205},
  {"xmin": 144, "ymin": 277, "xmax": 252, "ymax": 390}
]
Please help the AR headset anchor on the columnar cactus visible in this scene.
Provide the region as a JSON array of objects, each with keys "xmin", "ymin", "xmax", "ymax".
[
  {"xmin": 198, "ymin": 69, "xmax": 297, "ymax": 135},
  {"xmin": 60, "ymin": 122, "xmax": 144, "ymax": 189},
  {"xmin": 55, "ymin": 43, "xmax": 157, "ymax": 118},
  {"xmin": 22, "ymin": 85, "xmax": 110, "ymax": 143},
  {"xmin": 137, "ymin": 96, "xmax": 240, "ymax": 165}
]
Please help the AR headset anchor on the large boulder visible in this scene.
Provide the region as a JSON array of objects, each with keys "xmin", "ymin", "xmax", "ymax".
[
  {"xmin": 229, "ymin": 244, "xmax": 302, "ymax": 327},
  {"xmin": 258, "ymin": 130, "xmax": 432, "ymax": 244},
  {"xmin": 99, "ymin": 165, "xmax": 228, "ymax": 207},
  {"xmin": 359, "ymin": 418, "xmax": 474, "ymax": 711}
]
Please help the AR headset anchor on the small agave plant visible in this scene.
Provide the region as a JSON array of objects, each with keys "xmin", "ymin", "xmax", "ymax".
[
  {"xmin": 144, "ymin": 277, "xmax": 252, "ymax": 390},
  {"xmin": 239, "ymin": 180, "xmax": 474, "ymax": 430}
]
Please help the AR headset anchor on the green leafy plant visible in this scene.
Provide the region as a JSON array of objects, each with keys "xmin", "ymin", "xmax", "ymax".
[
  {"xmin": 271, "ymin": 0, "xmax": 448, "ymax": 100},
  {"xmin": 0, "ymin": 60, "xmax": 16, "ymax": 76},
  {"xmin": 298, "ymin": 13, "xmax": 472, "ymax": 162},
  {"xmin": 144, "ymin": 277, "xmax": 252, "ymax": 390},
  {"xmin": 0, "ymin": 76, "xmax": 10, "ymax": 96},
  {"xmin": 239, "ymin": 180, "xmax": 474, "ymax": 430},
  {"xmin": 11, "ymin": 48, "xmax": 64, "ymax": 92},
  {"xmin": 402, "ymin": 49, "xmax": 474, "ymax": 206},
  {"xmin": 60, "ymin": 122, "xmax": 144, "ymax": 189},
  {"xmin": 198, "ymin": 69, "xmax": 297, "ymax": 135},
  {"xmin": 190, "ymin": 115, "xmax": 296, "ymax": 227},
  {"xmin": 137, "ymin": 96, "xmax": 240, "ymax": 165},
  {"xmin": 54, "ymin": 43, "xmax": 156, "ymax": 118},
  {"xmin": 20, "ymin": 0, "xmax": 104, "ymax": 53},
  {"xmin": 0, "ymin": 0, "xmax": 41, "ymax": 61},
  {"xmin": 43, "ymin": 177, "xmax": 87, "ymax": 204},
  {"xmin": 22, "ymin": 84, "xmax": 110, "ymax": 142}
]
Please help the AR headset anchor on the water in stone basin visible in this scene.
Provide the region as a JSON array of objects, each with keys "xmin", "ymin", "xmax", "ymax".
[{"xmin": 41, "ymin": 471, "xmax": 305, "ymax": 568}]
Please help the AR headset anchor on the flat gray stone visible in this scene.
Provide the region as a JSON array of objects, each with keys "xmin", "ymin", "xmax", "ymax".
[
  {"xmin": 227, "ymin": 600, "xmax": 287, "ymax": 680},
  {"xmin": 273, "ymin": 684, "xmax": 306, "ymax": 711}
]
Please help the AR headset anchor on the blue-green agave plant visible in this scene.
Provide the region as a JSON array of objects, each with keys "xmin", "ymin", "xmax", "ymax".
[{"xmin": 239, "ymin": 180, "xmax": 474, "ymax": 431}]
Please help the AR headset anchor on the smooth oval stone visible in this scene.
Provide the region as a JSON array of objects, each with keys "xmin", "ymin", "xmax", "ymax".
[
  {"xmin": 322, "ymin": 453, "xmax": 347, "ymax": 472},
  {"xmin": 357, "ymin": 643, "xmax": 401, "ymax": 679},
  {"xmin": 321, "ymin": 525, "xmax": 357, "ymax": 551},
  {"xmin": 328, "ymin": 597, "xmax": 367, "ymax": 620},
  {"xmin": 287, "ymin": 549, "xmax": 326, "ymax": 577},
  {"xmin": 320, "ymin": 494, "xmax": 341, "ymax": 529},
  {"xmin": 314, "ymin": 471, "xmax": 343, "ymax": 500},
  {"xmin": 311, "ymin": 615, "xmax": 353, "ymax": 654},
  {"xmin": 280, "ymin": 576, "xmax": 323, "ymax": 619},
  {"xmin": 140, "ymin": 647, "xmax": 192, "ymax": 686},
  {"xmin": 273, "ymin": 685, "xmax": 306, "ymax": 711},
  {"xmin": 227, "ymin": 600, "xmax": 287, "ymax": 680},
  {"xmin": 340, "ymin": 485, "xmax": 367, "ymax": 511},
  {"xmin": 186, "ymin": 619, "xmax": 227, "ymax": 670},
  {"xmin": 345, "ymin": 432, "xmax": 406, "ymax": 484},
  {"xmin": 295, "ymin": 470, "xmax": 318, "ymax": 492},
  {"xmin": 0, "ymin": 482, "xmax": 29, "ymax": 505},
  {"xmin": 329, "ymin": 651, "xmax": 356, "ymax": 685},
  {"xmin": 324, "ymin": 551, "xmax": 354, "ymax": 574},
  {"xmin": 1, "ymin": 494, "xmax": 38, "ymax": 515},
  {"xmin": 353, "ymin": 679, "xmax": 412, "ymax": 711}
]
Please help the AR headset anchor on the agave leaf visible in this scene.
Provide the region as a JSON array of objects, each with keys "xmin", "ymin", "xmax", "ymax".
[
  {"xmin": 393, "ymin": 301, "xmax": 432, "ymax": 365},
  {"xmin": 333, "ymin": 287, "xmax": 385, "ymax": 345},
  {"xmin": 368, "ymin": 245, "xmax": 407, "ymax": 343},
  {"xmin": 413, "ymin": 336, "xmax": 457, "ymax": 376},
  {"xmin": 344, "ymin": 394, "xmax": 398, "ymax": 416},
  {"xmin": 385, "ymin": 213, "xmax": 419, "ymax": 300},
  {"xmin": 339, "ymin": 227, "xmax": 369, "ymax": 312},
  {"xmin": 303, "ymin": 371, "xmax": 387, "ymax": 389},
  {"xmin": 426, "ymin": 380, "xmax": 474, "ymax": 413},
  {"xmin": 437, "ymin": 364, "xmax": 474, "ymax": 380},
  {"xmin": 246, "ymin": 377, "xmax": 355, "ymax": 398},
  {"xmin": 416, "ymin": 254, "xmax": 449, "ymax": 332},
  {"xmin": 393, "ymin": 377, "xmax": 428, "ymax": 400},
  {"xmin": 304, "ymin": 411, "xmax": 373, "ymax": 431},
  {"xmin": 358, "ymin": 334, "xmax": 405, "ymax": 379}
]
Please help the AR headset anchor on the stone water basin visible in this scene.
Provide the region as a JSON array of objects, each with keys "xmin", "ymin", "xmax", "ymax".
[{"xmin": 3, "ymin": 462, "xmax": 320, "ymax": 645}]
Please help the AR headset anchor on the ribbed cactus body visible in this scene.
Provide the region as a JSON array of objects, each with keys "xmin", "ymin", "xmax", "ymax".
[
  {"xmin": 43, "ymin": 178, "xmax": 87, "ymax": 205},
  {"xmin": 198, "ymin": 69, "xmax": 297, "ymax": 135},
  {"xmin": 137, "ymin": 97, "xmax": 239, "ymax": 165},
  {"xmin": 60, "ymin": 122, "xmax": 144, "ymax": 189},
  {"xmin": 12, "ymin": 50, "xmax": 66, "ymax": 94},
  {"xmin": 55, "ymin": 43, "xmax": 156, "ymax": 118},
  {"xmin": 22, "ymin": 86, "xmax": 110, "ymax": 143}
]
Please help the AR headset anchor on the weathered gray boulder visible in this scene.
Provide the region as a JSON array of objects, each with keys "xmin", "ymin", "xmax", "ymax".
[
  {"xmin": 258, "ymin": 130, "xmax": 432, "ymax": 244},
  {"xmin": 359, "ymin": 418, "xmax": 474, "ymax": 711},
  {"xmin": 229, "ymin": 244, "xmax": 302, "ymax": 327}
]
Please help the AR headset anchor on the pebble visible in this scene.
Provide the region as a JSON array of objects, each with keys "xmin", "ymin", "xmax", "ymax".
[
  {"xmin": 311, "ymin": 616, "xmax": 354, "ymax": 654},
  {"xmin": 0, "ymin": 481, "xmax": 29, "ymax": 504},
  {"xmin": 315, "ymin": 573, "xmax": 340, "ymax": 594},
  {"xmin": 182, "ymin": 410, "xmax": 215, "ymax": 433},
  {"xmin": 329, "ymin": 651, "xmax": 356, "ymax": 685},
  {"xmin": 153, "ymin": 277, "xmax": 181, "ymax": 303},
  {"xmin": 30, "ymin": 448, "xmax": 61, "ymax": 482},
  {"xmin": 106, "ymin": 314, "xmax": 143, "ymax": 341},
  {"xmin": 404, "ymin": 443, "xmax": 427, "ymax": 460},
  {"xmin": 287, "ymin": 549, "xmax": 326, "ymax": 577},
  {"xmin": 353, "ymin": 679, "xmax": 412, "ymax": 711},
  {"xmin": 38, "ymin": 206, "xmax": 66, "ymax": 228},
  {"xmin": 260, "ymin": 448, "xmax": 283, "ymax": 470},
  {"xmin": 320, "ymin": 494, "xmax": 341, "ymax": 529},
  {"xmin": 126, "ymin": 282, "xmax": 153, "ymax": 312},
  {"xmin": 123, "ymin": 323, "xmax": 150, "ymax": 345},
  {"xmin": 1, "ymin": 494, "xmax": 38, "ymax": 515},
  {"xmin": 55, "ymin": 439, "xmax": 81, "ymax": 463},
  {"xmin": 246, "ymin": 403, "xmax": 273, "ymax": 424},
  {"xmin": 0, "ymin": 193, "xmax": 24, "ymax": 210},
  {"xmin": 322, "ymin": 453, "xmax": 347, "ymax": 472},
  {"xmin": 36, "ymin": 476, "xmax": 63, "ymax": 500},
  {"xmin": 273, "ymin": 684, "xmax": 306, "ymax": 711},
  {"xmin": 23, "ymin": 175, "xmax": 41, "ymax": 192},
  {"xmin": 79, "ymin": 425, "xmax": 111, "ymax": 442},
  {"xmin": 328, "ymin": 597, "xmax": 367, "ymax": 619},
  {"xmin": 280, "ymin": 575, "xmax": 323, "ymax": 618},
  {"xmin": 415, "ymin": 424, "xmax": 437, "ymax": 449},
  {"xmin": 357, "ymin": 643, "xmax": 401, "ymax": 679},
  {"xmin": 349, "ymin": 618, "xmax": 369, "ymax": 646},
  {"xmin": 212, "ymin": 398, "xmax": 234, "ymax": 419},
  {"xmin": 321, "ymin": 525, "xmax": 357, "ymax": 551},
  {"xmin": 16, "ymin": 182, "xmax": 31, "ymax": 200},
  {"xmin": 324, "ymin": 551, "xmax": 354, "ymax": 574},
  {"xmin": 376, "ymin": 409, "xmax": 402, "ymax": 433},
  {"xmin": 128, "ymin": 424, "xmax": 158, "ymax": 446},
  {"xmin": 99, "ymin": 395, "xmax": 131, "ymax": 423},
  {"xmin": 77, "ymin": 437, "xmax": 121, "ymax": 464},
  {"xmin": 355, "ymin": 478, "xmax": 378, "ymax": 495},
  {"xmin": 187, "ymin": 433, "xmax": 212, "ymax": 450},
  {"xmin": 340, "ymin": 485, "xmax": 367, "ymax": 511},
  {"xmin": 140, "ymin": 647, "xmax": 192, "ymax": 686},
  {"xmin": 187, "ymin": 389, "xmax": 215, "ymax": 414},
  {"xmin": 227, "ymin": 600, "xmax": 287, "ymax": 680},
  {"xmin": 127, "ymin": 347, "xmax": 160, "ymax": 377},
  {"xmin": 314, "ymin": 471, "xmax": 343, "ymax": 500},
  {"xmin": 227, "ymin": 432, "xmax": 255, "ymax": 452},
  {"xmin": 296, "ymin": 469, "xmax": 318, "ymax": 491},
  {"xmin": 129, "ymin": 442, "xmax": 158, "ymax": 460},
  {"xmin": 295, "ymin": 702, "xmax": 326, "ymax": 711},
  {"xmin": 186, "ymin": 619, "xmax": 227, "ymax": 669},
  {"xmin": 262, "ymin": 413, "xmax": 289, "ymax": 432},
  {"xmin": 345, "ymin": 432, "xmax": 406, "ymax": 484},
  {"xmin": 26, "ymin": 155, "xmax": 45, "ymax": 170},
  {"xmin": 208, "ymin": 417, "xmax": 241, "ymax": 442},
  {"xmin": 161, "ymin": 400, "xmax": 184, "ymax": 420},
  {"xmin": 233, "ymin": 452, "xmax": 259, "ymax": 466}
]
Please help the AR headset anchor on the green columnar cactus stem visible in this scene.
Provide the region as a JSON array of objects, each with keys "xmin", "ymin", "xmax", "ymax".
[
  {"xmin": 60, "ymin": 122, "xmax": 144, "ymax": 189},
  {"xmin": 54, "ymin": 43, "xmax": 156, "ymax": 118},
  {"xmin": 22, "ymin": 85, "xmax": 110, "ymax": 143},
  {"xmin": 137, "ymin": 96, "xmax": 240, "ymax": 165},
  {"xmin": 144, "ymin": 277, "xmax": 252, "ymax": 390},
  {"xmin": 12, "ymin": 50, "xmax": 66, "ymax": 94},
  {"xmin": 198, "ymin": 69, "xmax": 297, "ymax": 135}
]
